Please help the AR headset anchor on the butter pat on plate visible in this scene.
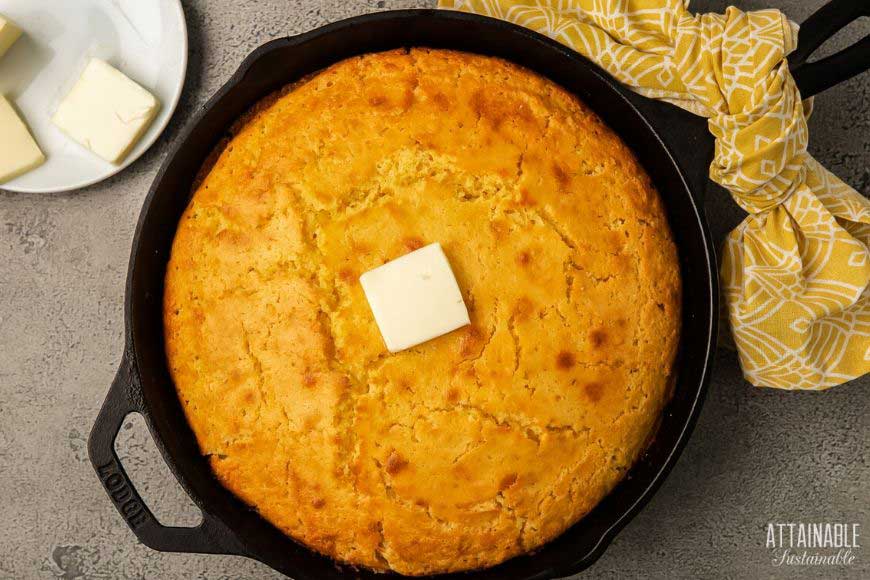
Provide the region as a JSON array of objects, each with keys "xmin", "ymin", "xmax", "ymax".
[
  {"xmin": 0, "ymin": 14, "xmax": 22, "ymax": 60},
  {"xmin": 52, "ymin": 59, "xmax": 160, "ymax": 164},
  {"xmin": 360, "ymin": 243, "xmax": 471, "ymax": 353},
  {"xmin": 0, "ymin": 95, "xmax": 45, "ymax": 184}
]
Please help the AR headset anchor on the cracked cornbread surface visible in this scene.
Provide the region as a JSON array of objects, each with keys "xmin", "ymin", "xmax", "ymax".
[{"xmin": 164, "ymin": 48, "xmax": 680, "ymax": 575}]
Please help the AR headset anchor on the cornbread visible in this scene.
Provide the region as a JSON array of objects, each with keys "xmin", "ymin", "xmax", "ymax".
[{"xmin": 164, "ymin": 49, "xmax": 681, "ymax": 575}]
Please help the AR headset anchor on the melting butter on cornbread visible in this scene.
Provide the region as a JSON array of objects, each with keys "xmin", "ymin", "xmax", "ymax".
[{"xmin": 360, "ymin": 242, "xmax": 470, "ymax": 352}]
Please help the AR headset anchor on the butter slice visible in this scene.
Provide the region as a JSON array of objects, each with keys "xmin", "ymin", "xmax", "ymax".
[
  {"xmin": 0, "ymin": 95, "xmax": 45, "ymax": 184},
  {"xmin": 0, "ymin": 14, "xmax": 22, "ymax": 60},
  {"xmin": 360, "ymin": 243, "xmax": 470, "ymax": 352},
  {"xmin": 52, "ymin": 59, "xmax": 159, "ymax": 164}
]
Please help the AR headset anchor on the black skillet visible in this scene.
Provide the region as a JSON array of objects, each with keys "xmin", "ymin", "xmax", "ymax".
[{"xmin": 88, "ymin": 1, "xmax": 869, "ymax": 578}]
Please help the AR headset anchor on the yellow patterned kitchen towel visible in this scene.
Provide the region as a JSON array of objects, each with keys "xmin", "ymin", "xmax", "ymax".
[{"xmin": 439, "ymin": 0, "xmax": 870, "ymax": 389}]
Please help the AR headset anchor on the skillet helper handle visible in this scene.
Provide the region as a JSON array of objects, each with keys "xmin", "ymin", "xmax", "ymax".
[
  {"xmin": 790, "ymin": 0, "xmax": 870, "ymax": 97},
  {"xmin": 88, "ymin": 353, "xmax": 246, "ymax": 556}
]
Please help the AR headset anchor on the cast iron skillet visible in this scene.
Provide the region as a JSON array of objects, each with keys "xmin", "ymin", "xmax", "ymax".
[{"xmin": 89, "ymin": 1, "xmax": 869, "ymax": 578}]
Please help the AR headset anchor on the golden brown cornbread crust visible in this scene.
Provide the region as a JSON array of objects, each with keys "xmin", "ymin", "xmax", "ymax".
[{"xmin": 164, "ymin": 49, "xmax": 681, "ymax": 575}]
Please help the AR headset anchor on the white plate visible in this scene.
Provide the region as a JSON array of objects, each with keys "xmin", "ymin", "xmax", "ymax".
[{"xmin": 0, "ymin": 0, "xmax": 187, "ymax": 192}]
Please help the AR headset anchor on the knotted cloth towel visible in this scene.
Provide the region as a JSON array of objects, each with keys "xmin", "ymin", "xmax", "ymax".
[{"xmin": 439, "ymin": 0, "xmax": 870, "ymax": 389}]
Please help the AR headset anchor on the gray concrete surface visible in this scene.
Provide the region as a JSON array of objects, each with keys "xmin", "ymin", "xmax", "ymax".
[{"xmin": 0, "ymin": 1, "xmax": 867, "ymax": 578}]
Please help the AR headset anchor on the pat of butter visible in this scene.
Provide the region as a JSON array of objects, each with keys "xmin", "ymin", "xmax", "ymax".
[
  {"xmin": 0, "ymin": 14, "xmax": 22, "ymax": 60},
  {"xmin": 360, "ymin": 243, "xmax": 471, "ymax": 353},
  {"xmin": 0, "ymin": 95, "xmax": 45, "ymax": 184},
  {"xmin": 52, "ymin": 59, "xmax": 160, "ymax": 164}
]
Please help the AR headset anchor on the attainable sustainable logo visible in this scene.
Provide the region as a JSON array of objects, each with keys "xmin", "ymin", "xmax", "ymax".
[{"xmin": 766, "ymin": 522, "xmax": 860, "ymax": 567}]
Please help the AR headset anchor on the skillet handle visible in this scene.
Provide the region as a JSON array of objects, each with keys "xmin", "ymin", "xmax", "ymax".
[
  {"xmin": 88, "ymin": 352, "xmax": 247, "ymax": 556},
  {"xmin": 790, "ymin": 0, "xmax": 870, "ymax": 97}
]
